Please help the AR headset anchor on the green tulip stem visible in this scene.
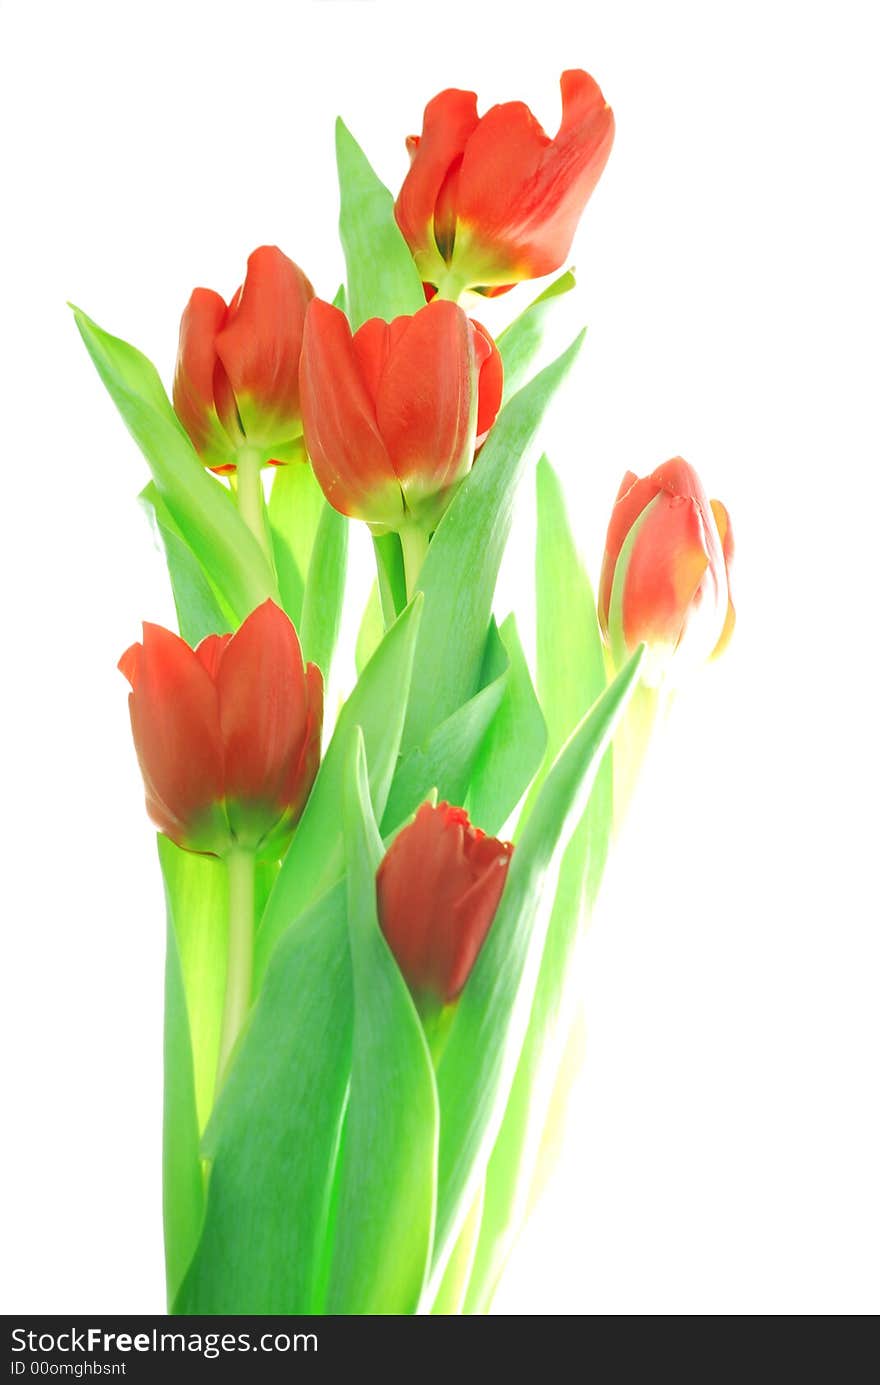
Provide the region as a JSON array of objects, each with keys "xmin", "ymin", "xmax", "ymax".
[
  {"xmin": 216, "ymin": 846, "xmax": 257, "ymax": 1088},
  {"xmin": 399, "ymin": 522, "xmax": 430, "ymax": 602},
  {"xmin": 433, "ymin": 267, "xmax": 467, "ymax": 303},
  {"xmin": 235, "ymin": 446, "xmax": 275, "ymax": 568}
]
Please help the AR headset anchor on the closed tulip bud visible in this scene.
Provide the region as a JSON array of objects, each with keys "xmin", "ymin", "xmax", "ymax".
[
  {"xmin": 118, "ymin": 600, "xmax": 323, "ymax": 857},
  {"xmin": 395, "ymin": 70, "xmax": 614, "ymax": 297},
  {"xmin": 299, "ymin": 298, "xmax": 503, "ymax": 534},
  {"xmin": 376, "ymin": 802, "xmax": 513, "ymax": 1007},
  {"xmin": 599, "ymin": 458, "xmax": 735, "ymax": 683},
  {"xmin": 173, "ymin": 246, "xmax": 314, "ymax": 473}
]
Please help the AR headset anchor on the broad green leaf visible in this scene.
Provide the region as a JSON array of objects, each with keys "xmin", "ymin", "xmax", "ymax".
[
  {"xmin": 161, "ymin": 912, "xmax": 204, "ymax": 1308},
  {"xmin": 430, "ymin": 1184, "xmax": 484, "ymax": 1315},
  {"xmin": 429, "ymin": 648, "xmax": 644, "ymax": 1287},
  {"xmin": 336, "ymin": 118, "xmax": 425, "ymax": 329},
  {"xmin": 175, "ymin": 884, "xmax": 353, "ymax": 1314},
  {"xmin": 403, "ymin": 332, "xmax": 585, "ymax": 752},
  {"xmin": 324, "ymin": 732, "xmax": 437, "ymax": 1314},
  {"xmin": 72, "ymin": 308, "xmax": 279, "ymax": 618},
  {"xmin": 464, "ymin": 458, "xmax": 614, "ymax": 1311},
  {"xmin": 140, "ymin": 483, "xmax": 234, "ymax": 645},
  {"xmin": 254, "ymin": 596, "xmax": 423, "ymax": 985},
  {"xmin": 497, "ymin": 270, "xmax": 577, "ymax": 403},
  {"xmin": 467, "ymin": 614, "xmax": 547, "ymax": 835},
  {"xmin": 268, "ymin": 458, "xmax": 325, "ymax": 626},
  {"xmin": 380, "ymin": 620, "xmax": 510, "ymax": 835},
  {"xmin": 355, "ymin": 581, "xmax": 384, "ymax": 675},
  {"xmin": 300, "ymin": 502, "xmax": 348, "ymax": 679},
  {"xmin": 158, "ymin": 837, "xmax": 230, "ymax": 1305}
]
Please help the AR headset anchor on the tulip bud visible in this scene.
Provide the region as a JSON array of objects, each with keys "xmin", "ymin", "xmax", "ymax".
[
  {"xmin": 118, "ymin": 600, "xmax": 323, "ymax": 857},
  {"xmin": 598, "ymin": 458, "xmax": 735, "ymax": 683},
  {"xmin": 173, "ymin": 246, "xmax": 314, "ymax": 473},
  {"xmin": 376, "ymin": 802, "xmax": 513, "ymax": 1007},
  {"xmin": 299, "ymin": 298, "xmax": 503, "ymax": 534},
  {"xmin": 395, "ymin": 70, "xmax": 614, "ymax": 297}
]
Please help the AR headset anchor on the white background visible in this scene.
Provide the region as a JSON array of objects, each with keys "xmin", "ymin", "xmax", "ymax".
[{"xmin": 2, "ymin": 0, "xmax": 878, "ymax": 1315}]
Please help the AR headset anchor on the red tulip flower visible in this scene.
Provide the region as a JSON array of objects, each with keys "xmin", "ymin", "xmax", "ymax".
[
  {"xmin": 599, "ymin": 458, "xmax": 735, "ymax": 681},
  {"xmin": 299, "ymin": 298, "xmax": 503, "ymax": 532},
  {"xmin": 395, "ymin": 69, "xmax": 614, "ymax": 296},
  {"xmin": 173, "ymin": 246, "xmax": 314, "ymax": 473},
  {"xmin": 376, "ymin": 802, "xmax": 513, "ymax": 1006},
  {"xmin": 118, "ymin": 600, "xmax": 323, "ymax": 857}
]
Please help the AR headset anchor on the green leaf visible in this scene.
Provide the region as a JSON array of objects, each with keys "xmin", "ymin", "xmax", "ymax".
[
  {"xmin": 323, "ymin": 732, "xmax": 438, "ymax": 1314},
  {"xmin": 140, "ymin": 483, "xmax": 234, "ymax": 645},
  {"xmin": 430, "ymin": 1184, "xmax": 484, "ymax": 1315},
  {"xmin": 268, "ymin": 459, "xmax": 326, "ymax": 627},
  {"xmin": 175, "ymin": 883, "xmax": 353, "ymax": 1314},
  {"xmin": 463, "ymin": 459, "xmax": 615, "ymax": 1311},
  {"xmin": 300, "ymin": 502, "xmax": 348, "ymax": 679},
  {"xmin": 158, "ymin": 837, "xmax": 230, "ymax": 1305},
  {"xmin": 429, "ymin": 648, "xmax": 644, "ymax": 1287},
  {"xmin": 372, "ymin": 531, "xmax": 407, "ymax": 625},
  {"xmin": 403, "ymin": 332, "xmax": 586, "ymax": 753},
  {"xmin": 497, "ymin": 270, "xmax": 578, "ymax": 403},
  {"xmin": 72, "ymin": 307, "xmax": 279, "ymax": 618},
  {"xmin": 355, "ymin": 581, "xmax": 385, "ymax": 675},
  {"xmin": 254, "ymin": 596, "xmax": 423, "ymax": 986},
  {"xmin": 467, "ymin": 614, "xmax": 547, "ymax": 835},
  {"xmin": 380, "ymin": 619, "xmax": 510, "ymax": 835},
  {"xmin": 336, "ymin": 118, "xmax": 425, "ymax": 329}
]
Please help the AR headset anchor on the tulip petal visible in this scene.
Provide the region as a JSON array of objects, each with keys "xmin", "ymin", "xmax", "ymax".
[
  {"xmin": 215, "ymin": 601, "xmax": 309, "ymax": 827},
  {"xmin": 598, "ymin": 473, "xmax": 661, "ymax": 631},
  {"xmin": 395, "ymin": 89, "xmax": 480, "ymax": 281},
  {"xmin": 710, "ymin": 498, "xmax": 736, "ymax": 657},
  {"xmin": 126, "ymin": 623, "xmax": 225, "ymax": 847},
  {"xmin": 472, "ymin": 320, "xmax": 504, "ymax": 444},
  {"xmin": 454, "ymin": 70, "xmax": 615, "ymax": 284},
  {"xmin": 215, "ymin": 246, "xmax": 313, "ymax": 448},
  {"xmin": 622, "ymin": 493, "xmax": 710, "ymax": 651},
  {"xmin": 300, "ymin": 300, "xmax": 402, "ymax": 526},
  {"xmin": 194, "ymin": 632, "xmax": 232, "ymax": 680},
  {"xmin": 375, "ymin": 301, "xmax": 477, "ymax": 513},
  {"xmin": 173, "ymin": 288, "xmax": 237, "ymax": 468}
]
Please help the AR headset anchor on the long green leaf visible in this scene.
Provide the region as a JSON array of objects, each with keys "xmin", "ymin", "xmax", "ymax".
[
  {"xmin": 429, "ymin": 648, "xmax": 644, "ymax": 1287},
  {"xmin": 300, "ymin": 502, "xmax": 348, "ymax": 679},
  {"xmin": 380, "ymin": 619, "xmax": 509, "ymax": 834},
  {"xmin": 158, "ymin": 837, "xmax": 230, "ymax": 1305},
  {"xmin": 404, "ymin": 332, "xmax": 585, "ymax": 752},
  {"xmin": 324, "ymin": 732, "xmax": 438, "ymax": 1313},
  {"xmin": 336, "ymin": 118, "xmax": 425, "ymax": 329},
  {"xmin": 467, "ymin": 614, "xmax": 547, "ymax": 835},
  {"xmin": 175, "ymin": 884, "xmax": 352, "ymax": 1314},
  {"xmin": 140, "ymin": 483, "xmax": 234, "ymax": 645},
  {"xmin": 463, "ymin": 458, "xmax": 614, "ymax": 1310},
  {"xmin": 268, "ymin": 459, "xmax": 326, "ymax": 626},
  {"xmin": 497, "ymin": 270, "xmax": 577, "ymax": 403},
  {"xmin": 73, "ymin": 307, "xmax": 279, "ymax": 617},
  {"xmin": 254, "ymin": 596, "xmax": 423, "ymax": 985}
]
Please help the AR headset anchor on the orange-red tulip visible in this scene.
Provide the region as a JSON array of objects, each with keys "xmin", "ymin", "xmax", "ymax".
[
  {"xmin": 118, "ymin": 600, "xmax": 322, "ymax": 856},
  {"xmin": 173, "ymin": 246, "xmax": 314, "ymax": 473},
  {"xmin": 599, "ymin": 458, "xmax": 735, "ymax": 679},
  {"xmin": 395, "ymin": 70, "xmax": 614, "ymax": 295},
  {"xmin": 299, "ymin": 298, "xmax": 503, "ymax": 532},
  {"xmin": 376, "ymin": 802, "xmax": 513, "ymax": 1006}
]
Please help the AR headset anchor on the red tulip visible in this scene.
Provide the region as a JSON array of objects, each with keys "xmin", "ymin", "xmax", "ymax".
[
  {"xmin": 395, "ymin": 70, "xmax": 614, "ymax": 295},
  {"xmin": 598, "ymin": 458, "xmax": 735, "ymax": 679},
  {"xmin": 299, "ymin": 298, "xmax": 503, "ymax": 532},
  {"xmin": 118, "ymin": 600, "xmax": 323, "ymax": 856},
  {"xmin": 173, "ymin": 246, "xmax": 314, "ymax": 473},
  {"xmin": 376, "ymin": 802, "xmax": 513, "ymax": 1006}
]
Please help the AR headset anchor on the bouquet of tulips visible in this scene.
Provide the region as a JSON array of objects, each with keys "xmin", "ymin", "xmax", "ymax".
[{"xmin": 74, "ymin": 68, "xmax": 734, "ymax": 1315}]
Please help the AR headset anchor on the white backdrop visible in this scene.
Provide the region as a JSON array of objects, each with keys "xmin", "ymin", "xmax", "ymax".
[{"xmin": 2, "ymin": 0, "xmax": 878, "ymax": 1315}]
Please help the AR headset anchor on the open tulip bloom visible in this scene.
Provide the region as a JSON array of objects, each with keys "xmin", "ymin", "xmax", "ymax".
[{"xmin": 73, "ymin": 67, "xmax": 735, "ymax": 1316}]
